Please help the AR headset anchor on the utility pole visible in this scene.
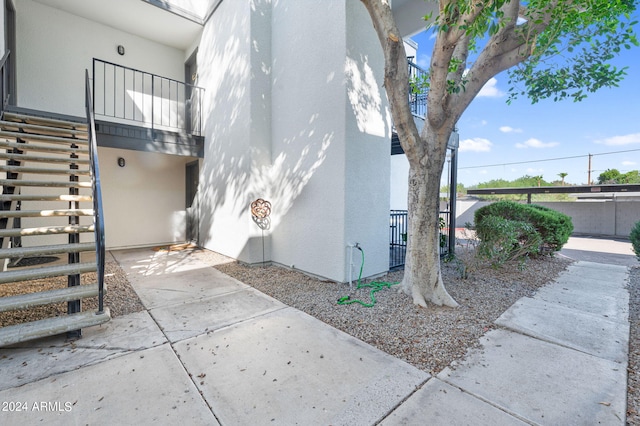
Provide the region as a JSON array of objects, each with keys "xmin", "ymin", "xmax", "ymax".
[{"xmin": 588, "ymin": 153, "xmax": 592, "ymax": 185}]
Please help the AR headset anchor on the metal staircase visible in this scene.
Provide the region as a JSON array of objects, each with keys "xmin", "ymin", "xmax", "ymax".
[{"xmin": 0, "ymin": 104, "xmax": 110, "ymax": 346}]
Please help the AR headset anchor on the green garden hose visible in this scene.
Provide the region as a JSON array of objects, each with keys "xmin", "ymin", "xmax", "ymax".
[{"xmin": 337, "ymin": 247, "xmax": 398, "ymax": 307}]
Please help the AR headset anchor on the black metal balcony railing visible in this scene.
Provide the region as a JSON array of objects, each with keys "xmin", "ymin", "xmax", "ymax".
[
  {"xmin": 92, "ymin": 58, "xmax": 204, "ymax": 136},
  {"xmin": 407, "ymin": 60, "xmax": 428, "ymax": 118}
]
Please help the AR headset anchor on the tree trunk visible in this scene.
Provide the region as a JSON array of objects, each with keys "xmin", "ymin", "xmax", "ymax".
[{"xmin": 401, "ymin": 130, "xmax": 458, "ymax": 308}]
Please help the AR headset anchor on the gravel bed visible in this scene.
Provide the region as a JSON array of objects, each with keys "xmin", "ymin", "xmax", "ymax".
[
  {"xmin": 628, "ymin": 266, "xmax": 640, "ymax": 425},
  {"xmin": 0, "ymin": 253, "xmax": 144, "ymax": 327},
  {"xmin": 207, "ymin": 251, "xmax": 571, "ymax": 375}
]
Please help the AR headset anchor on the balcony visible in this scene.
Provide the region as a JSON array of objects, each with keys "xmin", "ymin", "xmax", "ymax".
[
  {"xmin": 391, "ymin": 59, "xmax": 428, "ymax": 155},
  {"xmin": 92, "ymin": 59, "xmax": 204, "ymax": 158}
]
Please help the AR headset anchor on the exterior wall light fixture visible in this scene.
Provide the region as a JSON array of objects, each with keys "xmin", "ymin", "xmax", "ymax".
[
  {"xmin": 117, "ymin": 45, "xmax": 125, "ymax": 55},
  {"xmin": 117, "ymin": 157, "xmax": 125, "ymax": 167}
]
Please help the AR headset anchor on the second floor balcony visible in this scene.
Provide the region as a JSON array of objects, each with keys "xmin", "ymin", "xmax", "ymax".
[{"xmin": 92, "ymin": 59, "xmax": 205, "ymax": 158}]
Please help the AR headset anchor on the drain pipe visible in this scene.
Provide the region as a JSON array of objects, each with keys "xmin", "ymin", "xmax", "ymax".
[{"xmin": 347, "ymin": 243, "xmax": 360, "ymax": 291}]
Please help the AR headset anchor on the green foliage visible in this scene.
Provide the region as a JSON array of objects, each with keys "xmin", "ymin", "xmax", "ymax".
[
  {"xmin": 440, "ymin": 182, "xmax": 466, "ymax": 195},
  {"xmin": 474, "ymin": 201, "xmax": 574, "ymax": 261},
  {"xmin": 468, "ymin": 175, "xmax": 573, "ymax": 202},
  {"xmin": 598, "ymin": 168, "xmax": 640, "ymax": 184},
  {"xmin": 423, "ymin": 0, "xmax": 638, "ymax": 104},
  {"xmin": 507, "ymin": 1, "xmax": 639, "ymax": 104},
  {"xmin": 474, "ymin": 215, "xmax": 543, "ymax": 267},
  {"xmin": 631, "ymin": 221, "xmax": 640, "ymax": 261},
  {"xmin": 475, "ymin": 175, "xmax": 551, "ymax": 189}
]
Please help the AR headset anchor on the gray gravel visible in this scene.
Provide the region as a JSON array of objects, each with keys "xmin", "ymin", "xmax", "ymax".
[{"xmin": 628, "ymin": 266, "xmax": 640, "ymax": 425}]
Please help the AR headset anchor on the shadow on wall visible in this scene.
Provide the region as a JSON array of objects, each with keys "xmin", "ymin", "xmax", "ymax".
[{"xmin": 196, "ymin": 1, "xmax": 336, "ymax": 261}]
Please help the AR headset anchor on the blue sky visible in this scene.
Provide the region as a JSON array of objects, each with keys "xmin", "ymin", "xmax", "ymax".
[{"xmin": 410, "ymin": 20, "xmax": 640, "ymax": 187}]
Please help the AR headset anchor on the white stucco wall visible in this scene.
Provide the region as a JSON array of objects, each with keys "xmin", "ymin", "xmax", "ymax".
[
  {"xmin": 196, "ymin": 0, "xmax": 262, "ymax": 263},
  {"xmin": 197, "ymin": 0, "xmax": 390, "ymax": 281},
  {"xmin": 15, "ymin": 0, "xmax": 186, "ymax": 117},
  {"xmin": 344, "ymin": 0, "xmax": 391, "ymax": 279},
  {"xmin": 98, "ymin": 147, "xmax": 192, "ymax": 249}
]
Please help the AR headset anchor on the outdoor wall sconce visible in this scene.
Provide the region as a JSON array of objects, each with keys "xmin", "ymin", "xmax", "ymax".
[
  {"xmin": 117, "ymin": 157, "xmax": 125, "ymax": 167},
  {"xmin": 117, "ymin": 45, "xmax": 125, "ymax": 56}
]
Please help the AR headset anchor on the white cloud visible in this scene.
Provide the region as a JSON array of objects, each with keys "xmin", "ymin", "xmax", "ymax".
[
  {"xmin": 526, "ymin": 168, "xmax": 544, "ymax": 174},
  {"xmin": 515, "ymin": 138, "xmax": 559, "ymax": 149},
  {"xmin": 500, "ymin": 126, "xmax": 523, "ymax": 133},
  {"xmin": 459, "ymin": 137, "xmax": 492, "ymax": 152},
  {"xmin": 477, "ymin": 77, "xmax": 504, "ymax": 97},
  {"xmin": 622, "ymin": 160, "xmax": 637, "ymax": 166},
  {"xmin": 416, "ymin": 54, "xmax": 430, "ymax": 69},
  {"xmin": 595, "ymin": 133, "xmax": 640, "ymax": 146}
]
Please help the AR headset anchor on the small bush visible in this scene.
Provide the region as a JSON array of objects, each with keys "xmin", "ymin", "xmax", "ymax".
[
  {"xmin": 474, "ymin": 201, "xmax": 573, "ymax": 254},
  {"xmin": 474, "ymin": 215, "xmax": 543, "ymax": 267},
  {"xmin": 631, "ymin": 221, "xmax": 640, "ymax": 261}
]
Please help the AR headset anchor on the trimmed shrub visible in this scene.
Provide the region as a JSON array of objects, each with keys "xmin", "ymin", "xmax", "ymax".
[
  {"xmin": 631, "ymin": 221, "xmax": 640, "ymax": 261},
  {"xmin": 474, "ymin": 201, "xmax": 573, "ymax": 255},
  {"xmin": 474, "ymin": 215, "xmax": 543, "ymax": 266}
]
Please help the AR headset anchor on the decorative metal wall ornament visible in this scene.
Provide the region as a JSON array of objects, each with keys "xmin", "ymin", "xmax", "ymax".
[
  {"xmin": 251, "ymin": 198, "xmax": 271, "ymax": 219},
  {"xmin": 250, "ymin": 199, "xmax": 271, "ymax": 267}
]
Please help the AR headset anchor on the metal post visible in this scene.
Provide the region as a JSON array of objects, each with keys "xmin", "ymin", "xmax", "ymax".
[
  {"xmin": 446, "ymin": 131, "xmax": 460, "ymax": 257},
  {"xmin": 151, "ymin": 75, "xmax": 155, "ymax": 133},
  {"xmin": 448, "ymin": 145, "xmax": 458, "ymax": 257}
]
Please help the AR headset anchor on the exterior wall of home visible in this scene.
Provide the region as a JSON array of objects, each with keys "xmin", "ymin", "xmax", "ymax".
[
  {"xmin": 98, "ymin": 147, "xmax": 194, "ymax": 249},
  {"xmin": 14, "ymin": 0, "xmax": 185, "ymax": 117},
  {"xmin": 343, "ymin": 0, "xmax": 391, "ymax": 279},
  {"xmin": 197, "ymin": 0, "xmax": 390, "ymax": 281},
  {"xmin": 12, "ymin": 0, "xmax": 193, "ymax": 249},
  {"xmin": 196, "ymin": 0, "xmax": 259, "ymax": 264}
]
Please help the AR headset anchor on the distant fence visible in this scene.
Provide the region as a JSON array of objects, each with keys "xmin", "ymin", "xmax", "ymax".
[{"xmin": 456, "ymin": 200, "xmax": 640, "ymax": 238}]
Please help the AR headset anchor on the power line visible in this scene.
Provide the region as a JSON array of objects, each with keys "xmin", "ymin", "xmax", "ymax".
[{"xmin": 459, "ymin": 148, "xmax": 640, "ymax": 170}]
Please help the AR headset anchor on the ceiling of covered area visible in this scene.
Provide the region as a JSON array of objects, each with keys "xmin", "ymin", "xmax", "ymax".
[
  {"xmin": 33, "ymin": 0, "xmax": 203, "ymax": 50},
  {"xmin": 392, "ymin": 0, "xmax": 437, "ymax": 37}
]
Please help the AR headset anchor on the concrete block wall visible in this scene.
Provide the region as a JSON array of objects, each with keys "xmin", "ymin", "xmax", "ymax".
[{"xmin": 456, "ymin": 200, "xmax": 640, "ymax": 238}]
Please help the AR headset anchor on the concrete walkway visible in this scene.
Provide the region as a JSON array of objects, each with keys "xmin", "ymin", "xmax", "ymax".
[{"xmin": 0, "ymin": 242, "xmax": 632, "ymax": 425}]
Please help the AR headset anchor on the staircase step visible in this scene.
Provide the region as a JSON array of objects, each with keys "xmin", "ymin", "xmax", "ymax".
[
  {"xmin": 0, "ymin": 120, "xmax": 88, "ymax": 140},
  {"xmin": 0, "ymin": 179, "xmax": 92, "ymax": 188},
  {"xmin": 0, "ymin": 152, "xmax": 90, "ymax": 164},
  {"xmin": 0, "ymin": 242, "xmax": 96, "ymax": 259},
  {"xmin": 2, "ymin": 112, "xmax": 88, "ymax": 131},
  {"xmin": 0, "ymin": 130, "xmax": 90, "ymax": 146},
  {"xmin": 0, "ymin": 224, "xmax": 94, "ymax": 238},
  {"xmin": 0, "ymin": 262, "xmax": 97, "ymax": 284},
  {"xmin": 0, "ymin": 194, "xmax": 92, "ymax": 202},
  {"xmin": 0, "ymin": 140, "xmax": 89, "ymax": 155},
  {"xmin": 0, "ymin": 283, "xmax": 99, "ymax": 313},
  {"xmin": 0, "ymin": 308, "xmax": 110, "ymax": 347},
  {"xmin": 0, "ymin": 165, "xmax": 90, "ymax": 175},
  {"xmin": 0, "ymin": 209, "xmax": 94, "ymax": 219}
]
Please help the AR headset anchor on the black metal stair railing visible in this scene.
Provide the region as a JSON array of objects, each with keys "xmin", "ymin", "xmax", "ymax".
[
  {"xmin": 0, "ymin": 50, "xmax": 10, "ymax": 117},
  {"xmin": 85, "ymin": 70, "xmax": 106, "ymax": 314},
  {"xmin": 92, "ymin": 58, "xmax": 204, "ymax": 136}
]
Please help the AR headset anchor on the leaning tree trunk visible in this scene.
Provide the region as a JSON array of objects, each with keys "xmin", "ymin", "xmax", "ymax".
[{"xmin": 401, "ymin": 130, "xmax": 458, "ymax": 308}]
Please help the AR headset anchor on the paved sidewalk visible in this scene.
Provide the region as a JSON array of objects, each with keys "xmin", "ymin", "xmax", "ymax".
[{"xmin": 0, "ymin": 245, "xmax": 632, "ymax": 425}]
